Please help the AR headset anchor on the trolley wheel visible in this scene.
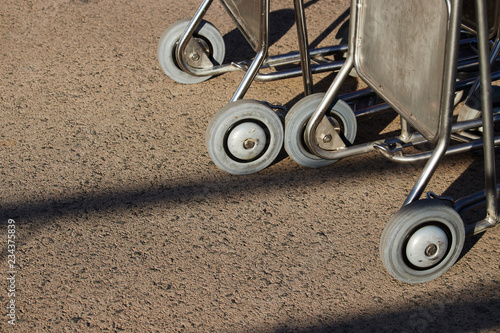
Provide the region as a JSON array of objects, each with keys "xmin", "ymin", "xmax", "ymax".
[
  {"xmin": 206, "ymin": 100, "xmax": 284, "ymax": 175},
  {"xmin": 284, "ymin": 93, "xmax": 357, "ymax": 168},
  {"xmin": 458, "ymin": 86, "xmax": 500, "ymax": 122},
  {"xmin": 158, "ymin": 19, "xmax": 225, "ymax": 84},
  {"xmin": 380, "ymin": 200, "xmax": 465, "ymax": 284}
]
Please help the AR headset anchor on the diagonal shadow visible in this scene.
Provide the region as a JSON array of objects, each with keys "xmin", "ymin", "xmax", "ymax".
[
  {"xmin": 0, "ymin": 146, "xmax": 398, "ymax": 262},
  {"xmin": 0, "ymin": 155, "xmax": 375, "ymax": 223},
  {"xmin": 308, "ymin": 8, "xmax": 350, "ymax": 50},
  {"xmin": 264, "ymin": 285, "xmax": 500, "ymax": 332},
  {"xmin": 223, "ymin": 8, "xmax": 298, "ymax": 62},
  {"xmin": 439, "ymin": 148, "xmax": 500, "ymax": 262},
  {"xmin": 222, "ymin": 2, "xmax": 349, "ymax": 63}
]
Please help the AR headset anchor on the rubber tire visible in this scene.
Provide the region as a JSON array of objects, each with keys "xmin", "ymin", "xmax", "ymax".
[
  {"xmin": 380, "ymin": 200, "xmax": 465, "ymax": 284},
  {"xmin": 158, "ymin": 19, "xmax": 225, "ymax": 84},
  {"xmin": 285, "ymin": 93, "xmax": 357, "ymax": 168},
  {"xmin": 457, "ymin": 86, "xmax": 500, "ymax": 121},
  {"xmin": 206, "ymin": 100, "xmax": 284, "ymax": 175}
]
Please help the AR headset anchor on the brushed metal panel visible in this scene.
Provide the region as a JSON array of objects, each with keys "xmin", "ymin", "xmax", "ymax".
[
  {"xmin": 355, "ymin": 0, "xmax": 450, "ymax": 140},
  {"xmin": 221, "ymin": 0, "xmax": 264, "ymax": 51}
]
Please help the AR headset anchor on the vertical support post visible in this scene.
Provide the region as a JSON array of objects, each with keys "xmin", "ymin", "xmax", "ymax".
[
  {"xmin": 475, "ymin": 0, "xmax": 498, "ymax": 223},
  {"xmin": 400, "ymin": 118, "xmax": 412, "ymax": 142},
  {"xmin": 294, "ymin": 0, "xmax": 313, "ymax": 96}
]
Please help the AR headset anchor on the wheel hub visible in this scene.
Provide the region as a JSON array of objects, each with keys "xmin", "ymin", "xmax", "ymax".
[
  {"xmin": 184, "ymin": 38, "xmax": 212, "ymax": 69},
  {"xmin": 243, "ymin": 139, "xmax": 256, "ymax": 149},
  {"xmin": 227, "ymin": 122, "xmax": 267, "ymax": 160},
  {"xmin": 405, "ymin": 225, "xmax": 449, "ymax": 268},
  {"xmin": 425, "ymin": 244, "xmax": 438, "ymax": 257}
]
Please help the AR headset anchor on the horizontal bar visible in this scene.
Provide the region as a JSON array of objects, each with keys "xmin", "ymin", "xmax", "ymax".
[
  {"xmin": 374, "ymin": 115, "xmax": 500, "ymax": 163},
  {"xmin": 465, "ymin": 218, "xmax": 499, "ymax": 235},
  {"xmin": 455, "ymin": 184, "xmax": 500, "ymax": 214}
]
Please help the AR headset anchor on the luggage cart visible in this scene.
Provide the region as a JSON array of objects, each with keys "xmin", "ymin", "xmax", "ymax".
[
  {"xmin": 157, "ymin": 0, "xmax": 347, "ymax": 91},
  {"xmin": 159, "ymin": 0, "xmax": 354, "ymax": 175},
  {"xmin": 298, "ymin": 0, "xmax": 499, "ymax": 283},
  {"xmin": 160, "ymin": 0, "xmax": 500, "ymax": 175},
  {"xmin": 163, "ymin": 0, "xmax": 497, "ymax": 282}
]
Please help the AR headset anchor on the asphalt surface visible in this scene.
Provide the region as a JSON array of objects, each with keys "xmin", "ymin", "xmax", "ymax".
[{"xmin": 1, "ymin": 0, "xmax": 499, "ymax": 331}]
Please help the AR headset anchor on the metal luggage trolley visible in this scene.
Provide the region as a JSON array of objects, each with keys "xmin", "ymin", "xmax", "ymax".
[
  {"xmin": 297, "ymin": 0, "xmax": 499, "ymax": 283},
  {"xmin": 158, "ymin": 0, "xmax": 352, "ymax": 174},
  {"xmin": 159, "ymin": 0, "xmax": 500, "ymax": 176},
  {"xmin": 158, "ymin": 0, "xmax": 347, "ymax": 88}
]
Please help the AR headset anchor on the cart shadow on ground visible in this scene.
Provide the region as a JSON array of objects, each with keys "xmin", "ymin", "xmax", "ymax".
[
  {"xmin": 268, "ymin": 286, "xmax": 500, "ymax": 332},
  {"xmin": 291, "ymin": 155, "xmax": 500, "ymax": 333},
  {"xmin": 2, "ymin": 144, "xmax": 494, "ymax": 251},
  {"xmin": 2, "ymin": 156, "xmax": 498, "ymax": 330},
  {"xmin": 440, "ymin": 150, "xmax": 500, "ymax": 262},
  {"xmin": 2, "ymin": 109, "xmax": 498, "ymax": 333},
  {"xmin": 222, "ymin": 3, "xmax": 349, "ymax": 68}
]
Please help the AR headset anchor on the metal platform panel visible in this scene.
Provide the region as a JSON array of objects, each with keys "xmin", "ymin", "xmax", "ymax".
[
  {"xmin": 220, "ymin": 0, "xmax": 265, "ymax": 52},
  {"xmin": 354, "ymin": 0, "xmax": 450, "ymax": 141}
]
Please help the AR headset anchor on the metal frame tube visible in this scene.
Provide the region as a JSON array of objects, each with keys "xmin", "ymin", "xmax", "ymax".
[
  {"xmin": 230, "ymin": 0, "xmax": 269, "ymax": 101},
  {"xmin": 174, "ymin": 0, "xmax": 214, "ymax": 76},
  {"xmin": 460, "ymin": 36, "xmax": 500, "ymax": 114},
  {"xmin": 376, "ymin": 134, "xmax": 500, "ymax": 163},
  {"xmin": 253, "ymin": 59, "xmax": 344, "ymax": 81},
  {"xmin": 374, "ymin": 114, "xmax": 500, "ymax": 163},
  {"xmin": 455, "ymin": 184, "xmax": 500, "ymax": 215},
  {"xmin": 475, "ymin": 0, "xmax": 499, "ymax": 224},
  {"xmin": 403, "ymin": 0, "xmax": 463, "ymax": 206},
  {"xmin": 303, "ymin": 0, "xmax": 358, "ymax": 156},
  {"xmin": 293, "ymin": 0, "xmax": 313, "ymax": 95}
]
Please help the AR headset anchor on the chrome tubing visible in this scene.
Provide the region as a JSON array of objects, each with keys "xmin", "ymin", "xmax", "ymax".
[
  {"xmin": 303, "ymin": 0, "xmax": 358, "ymax": 159},
  {"xmin": 455, "ymin": 184, "xmax": 500, "ymax": 215},
  {"xmin": 375, "ymin": 135, "xmax": 500, "ymax": 163},
  {"xmin": 230, "ymin": 0, "xmax": 269, "ymax": 102},
  {"xmin": 253, "ymin": 59, "xmax": 344, "ymax": 81},
  {"xmin": 374, "ymin": 114, "xmax": 500, "ymax": 163},
  {"xmin": 403, "ymin": 0, "xmax": 463, "ymax": 206},
  {"xmin": 293, "ymin": 0, "xmax": 313, "ymax": 96},
  {"xmin": 174, "ymin": 0, "xmax": 216, "ymax": 77},
  {"xmin": 476, "ymin": 0, "xmax": 499, "ymax": 225}
]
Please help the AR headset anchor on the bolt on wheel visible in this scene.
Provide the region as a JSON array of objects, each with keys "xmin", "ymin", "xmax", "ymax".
[{"xmin": 206, "ymin": 100, "xmax": 284, "ymax": 175}]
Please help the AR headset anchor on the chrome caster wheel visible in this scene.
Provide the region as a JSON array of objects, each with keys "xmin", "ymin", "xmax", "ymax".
[
  {"xmin": 158, "ymin": 19, "xmax": 225, "ymax": 84},
  {"xmin": 285, "ymin": 93, "xmax": 357, "ymax": 168},
  {"xmin": 380, "ymin": 200, "xmax": 465, "ymax": 284},
  {"xmin": 206, "ymin": 100, "xmax": 284, "ymax": 175}
]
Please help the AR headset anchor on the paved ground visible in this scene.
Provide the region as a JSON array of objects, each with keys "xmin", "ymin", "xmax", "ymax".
[{"xmin": 1, "ymin": 0, "xmax": 499, "ymax": 331}]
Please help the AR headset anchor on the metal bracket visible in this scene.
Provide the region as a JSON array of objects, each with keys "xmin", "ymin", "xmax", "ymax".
[
  {"xmin": 373, "ymin": 138, "xmax": 414, "ymax": 159},
  {"xmin": 427, "ymin": 191, "xmax": 456, "ymax": 207},
  {"xmin": 316, "ymin": 116, "xmax": 346, "ymax": 151},
  {"xmin": 183, "ymin": 38, "xmax": 214, "ymax": 69}
]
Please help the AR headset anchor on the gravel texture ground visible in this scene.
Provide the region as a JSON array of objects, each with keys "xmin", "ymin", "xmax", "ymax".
[{"xmin": 1, "ymin": 0, "xmax": 499, "ymax": 331}]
